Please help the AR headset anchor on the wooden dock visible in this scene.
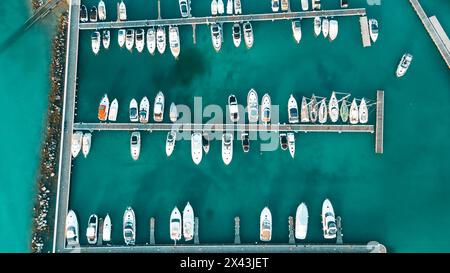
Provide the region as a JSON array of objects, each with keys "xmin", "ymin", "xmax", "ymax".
[
  {"xmin": 359, "ymin": 16, "xmax": 371, "ymax": 47},
  {"xmin": 375, "ymin": 90, "xmax": 384, "ymax": 154}
]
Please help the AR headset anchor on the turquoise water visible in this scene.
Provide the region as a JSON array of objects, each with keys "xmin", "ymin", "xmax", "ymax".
[{"xmin": 1, "ymin": 0, "xmax": 450, "ymax": 252}]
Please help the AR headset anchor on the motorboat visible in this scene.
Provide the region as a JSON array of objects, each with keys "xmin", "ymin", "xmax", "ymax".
[
  {"xmin": 125, "ymin": 29, "xmax": 135, "ymax": 52},
  {"xmin": 322, "ymin": 199, "xmax": 337, "ymax": 239},
  {"xmin": 295, "ymin": 203, "xmax": 308, "ymax": 240},
  {"xmin": 349, "ymin": 98, "xmax": 359, "ymax": 124},
  {"xmin": 218, "ymin": 0, "xmax": 225, "ymax": 15},
  {"xmin": 135, "ymin": 28, "xmax": 145, "ymax": 53},
  {"xmin": 191, "ymin": 133, "xmax": 203, "ymax": 165},
  {"xmin": 211, "ymin": 0, "xmax": 218, "ymax": 16},
  {"xmin": 300, "ymin": 96, "xmax": 309, "ymax": 123},
  {"xmin": 118, "ymin": 29, "xmax": 126, "ymax": 48},
  {"xmin": 166, "ymin": 130, "xmax": 176, "ymax": 157},
  {"xmin": 183, "ymin": 202, "xmax": 194, "ymax": 241},
  {"xmin": 322, "ymin": 18, "xmax": 329, "ymax": 38},
  {"xmin": 80, "ymin": 5, "xmax": 88, "ymax": 23},
  {"xmin": 139, "ymin": 96, "xmax": 150, "ymax": 123},
  {"xmin": 98, "ymin": 0, "xmax": 106, "ymax": 21},
  {"xmin": 359, "ymin": 98, "xmax": 368, "ymax": 124},
  {"xmin": 261, "ymin": 93, "xmax": 271, "ymax": 124},
  {"xmin": 314, "ymin": 17, "xmax": 322, "ymax": 37},
  {"xmin": 328, "ymin": 19, "xmax": 338, "ymax": 41},
  {"xmin": 169, "ymin": 103, "xmax": 178, "ymax": 122},
  {"xmin": 82, "ymin": 132, "xmax": 91, "ymax": 158},
  {"xmin": 260, "ymin": 207, "xmax": 272, "ymax": 242},
  {"xmin": 243, "ymin": 22, "xmax": 253, "ymax": 49},
  {"xmin": 318, "ymin": 98, "xmax": 328, "ymax": 124},
  {"xmin": 279, "ymin": 133, "xmax": 288, "ymax": 151},
  {"xmin": 156, "ymin": 26, "xmax": 167, "ymax": 54},
  {"xmin": 147, "ymin": 27, "xmax": 156, "ymax": 55},
  {"xmin": 71, "ymin": 131, "xmax": 83, "ymax": 158},
  {"xmin": 309, "ymin": 95, "xmax": 318, "ymax": 123},
  {"xmin": 108, "ymin": 98, "xmax": 118, "ymax": 121},
  {"xmin": 292, "ymin": 19, "xmax": 302, "ymax": 43},
  {"xmin": 234, "ymin": 0, "xmax": 242, "ymax": 14},
  {"xmin": 153, "ymin": 91, "xmax": 165, "ymax": 122},
  {"xmin": 123, "ymin": 207, "xmax": 136, "ymax": 245},
  {"xmin": 179, "ymin": 0, "xmax": 191, "ymax": 18},
  {"xmin": 169, "ymin": 26, "xmax": 180, "ymax": 59},
  {"xmin": 103, "ymin": 214, "xmax": 112, "ymax": 243},
  {"xmin": 89, "ymin": 6, "xmax": 98, "ymax": 22},
  {"xmin": 202, "ymin": 132, "xmax": 210, "ymax": 154},
  {"xmin": 226, "ymin": 0, "xmax": 233, "ymax": 15},
  {"xmin": 222, "ymin": 133, "xmax": 233, "ymax": 165},
  {"xmin": 98, "ymin": 94, "xmax": 109, "ymax": 121},
  {"xmin": 228, "ymin": 94, "xmax": 239, "ymax": 122},
  {"xmin": 287, "ymin": 132, "xmax": 295, "ymax": 158},
  {"xmin": 271, "ymin": 0, "xmax": 280, "ymax": 12},
  {"xmin": 328, "ymin": 91, "xmax": 339, "ymax": 123},
  {"xmin": 91, "ymin": 31, "xmax": 100, "ymax": 55},
  {"xmin": 281, "ymin": 0, "xmax": 289, "ymax": 11},
  {"xmin": 210, "ymin": 23, "xmax": 223, "ymax": 52},
  {"xmin": 313, "ymin": 0, "xmax": 321, "ymax": 10},
  {"xmin": 247, "ymin": 89, "xmax": 259, "ymax": 123},
  {"xmin": 241, "ymin": 132, "xmax": 249, "ymax": 153},
  {"xmin": 129, "ymin": 98, "xmax": 139, "ymax": 122},
  {"xmin": 65, "ymin": 210, "xmax": 79, "ymax": 246},
  {"xmin": 102, "ymin": 30, "xmax": 110, "ymax": 49},
  {"xmin": 301, "ymin": 0, "xmax": 309, "ymax": 11},
  {"xmin": 341, "ymin": 0, "xmax": 349, "ymax": 8},
  {"xmin": 130, "ymin": 132, "xmax": 141, "ymax": 161},
  {"xmin": 232, "ymin": 23, "xmax": 241, "ymax": 48},
  {"xmin": 288, "ymin": 94, "xmax": 299, "ymax": 123},
  {"xmin": 118, "ymin": 0, "xmax": 127, "ymax": 21},
  {"xmin": 340, "ymin": 99, "xmax": 349, "ymax": 123},
  {"xmin": 396, "ymin": 53, "xmax": 413, "ymax": 77},
  {"xmin": 170, "ymin": 207, "xmax": 182, "ymax": 242},
  {"xmin": 369, "ymin": 18, "xmax": 379, "ymax": 43},
  {"xmin": 86, "ymin": 214, "xmax": 98, "ymax": 245}
]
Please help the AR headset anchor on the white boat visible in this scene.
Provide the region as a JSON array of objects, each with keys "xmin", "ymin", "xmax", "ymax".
[
  {"xmin": 226, "ymin": 0, "xmax": 233, "ymax": 15},
  {"xmin": 314, "ymin": 17, "xmax": 322, "ymax": 37},
  {"xmin": 288, "ymin": 94, "xmax": 299, "ymax": 123},
  {"xmin": 295, "ymin": 203, "xmax": 308, "ymax": 239},
  {"xmin": 261, "ymin": 93, "xmax": 271, "ymax": 124},
  {"xmin": 234, "ymin": 0, "xmax": 242, "ymax": 14},
  {"xmin": 118, "ymin": 29, "xmax": 126, "ymax": 48},
  {"xmin": 222, "ymin": 133, "xmax": 233, "ymax": 165},
  {"xmin": 125, "ymin": 29, "xmax": 134, "ymax": 52},
  {"xmin": 211, "ymin": 0, "xmax": 218, "ymax": 16},
  {"xmin": 183, "ymin": 202, "xmax": 194, "ymax": 241},
  {"xmin": 241, "ymin": 132, "xmax": 249, "ymax": 153},
  {"xmin": 260, "ymin": 207, "xmax": 272, "ymax": 242},
  {"xmin": 154, "ymin": 91, "xmax": 165, "ymax": 122},
  {"xmin": 211, "ymin": 23, "xmax": 223, "ymax": 52},
  {"xmin": 98, "ymin": 94, "xmax": 109, "ymax": 121},
  {"xmin": 396, "ymin": 53, "xmax": 413, "ymax": 77},
  {"xmin": 135, "ymin": 28, "xmax": 145, "ymax": 53},
  {"xmin": 80, "ymin": 5, "xmax": 88, "ymax": 23},
  {"xmin": 247, "ymin": 89, "xmax": 259, "ymax": 123},
  {"xmin": 328, "ymin": 19, "xmax": 338, "ymax": 41},
  {"xmin": 287, "ymin": 132, "xmax": 295, "ymax": 158},
  {"xmin": 129, "ymin": 99, "xmax": 139, "ymax": 122},
  {"xmin": 169, "ymin": 26, "xmax": 180, "ymax": 59},
  {"xmin": 89, "ymin": 6, "xmax": 98, "ymax": 22},
  {"xmin": 369, "ymin": 18, "xmax": 379, "ymax": 43},
  {"xmin": 191, "ymin": 133, "xmax": 203, "ymax": 165},
  {"xmin": 123, "ymin": 207, "xmax": 135, "ymax": 245},
  {"xmin": 281, "ymin": 0, "xmax": 289, "ymax": 11},
  {"xmin": 108, "ymin": 98, "xmax": 118, "ymax": 121},
  {"xmin": 102, "ymin": 30, "xmax": 110, "ymax": 49},
  {"xmin": 300, "ymin": 96, "xmax": 309, "ymax": 123},
  {"xmin": 91, "ymin": 31, "xmax": 100, "ymax": 55},
  {"xmin": 228, "ymin": 94, "xmax": 239, "ymax": 122},
  {"xmin": 166, "ymin": 130, "xmax": 176, "ymax": 157},
  {"xmin": 156, "ymin": 26, "xmax": 166, "ymax": 54},
  {"xmin": 103, "ymin": 214, "xmax": 112, "ymax": 243},
  {"xmin": 328, "ymin": 92, "xmax": 339, "ymax": 123},
  {"xmin": 359, "ymin": 98, "xmax": 368, "ymax": 124},
  {"xmin": 340, "ymin": 99, "xmax": 349, "ymax": 123},
  {"xmin": 170, "ymin": 207, "xmax": 182, "ymax": 242},
  {"xmin": 130, "ymin": 132, "xmax": 141, "ymax": 161},
  {"xmin": 280, "ymin": 132, "xmax": 288, "ymax": 150},
  {"xmin": 118, "ymin": 0, "xmax": 127, "ymax": 21},
  {"xmin": 65, "ymin": 210, "xmax": 79, "ymax": 245},
  {"xmin": 309, "ymin": 95, "xmax": 318, "ymax": 123},
  {"xmin": 218, "ymin": 0, "xmax": 225, "ymax": 15},
  {"xmin": 292, "ymin": 19, "xmax": 302, "ymax": 44},
  {"xmin": 86, "ymin": 214, "xmax": 98, "ymax": 245},
  {"xmin": 271, "ymin": 0, "xmax": 280, "ymax": 12},
  {"xmin": 202, "ymin": 133, "xmax": 210, "ymax": 154},
  {"xmin": 169, "ymin": 103, "xmax": 178, "ymax": 122},
  {"xmin": 146, "ymin": 27, "xmax": 156, "ymax": 55},
  {"xmin": 232, "ymin": 23, "xmax": 241, "ymax": 48},
  {"xmin": 318, "ymin": 98, "xmax": 327, "ymax": 124},
  {"xmin": 82, "ymin": 132, "xmax": 91, "ymax": 158},
  {"xmin": 301, "ymin": 0, "xmax": 309, "ymax": 11},
  {"xmin": 179, "ymin": 0, "xmax": 191, "ymax": 18},
  {"xmin": 71, "ymin": 131, "xmax": 83, "ymax": 158},
  {"xmin": 349, "ymin": 98, "xmax": 359, "ymax": 124},
  {"xmin": 139, "ymin": 96, "xmax": 150, "ymax": 124},
  {"xmin": 322, "ymin": 199, "xmax": 337, "ymax": 239},
  {"xmin": 98, "ymin": 0, "xmax": 106, "ymax": 21},
  {"xmin": 312, "ymin": 0, "xmax": 321, "ymax": 10},
  {"xmin": 243, "ymin": 22, "xmax": 253, "ymax": 49},
  {"xmin": 341, "ymin": 0, "xmax": 349, "ymax": 8},
  {"xmin": 322, "ymin": 18, "xmax": 329, "ymax": 38}
]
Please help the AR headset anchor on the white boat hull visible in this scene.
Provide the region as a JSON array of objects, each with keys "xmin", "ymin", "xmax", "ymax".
[
  {"xmin": 103, "ymin": 214, "xmax": 112, "ymax": 242},
  {"xmin": 147, "ymin": 28, "xmax": 156, "ymax": 55},
  {"xmin": 287, "ymin": 132, "xmax": 295, "ymax": 158},
  {"xmin": 295, "ymin": 203, "xmax": 308, "ymax": 239},
  {"xmin": 123, "ymin": 207, "xmax": 136, "ymax": 245},
  {"xmin": 191, "ymin": 133, "xmax": 203, "ymax": 165},
  {"xmin": 247, "ymin": 89, "xmax": 259, "ymax": 123},
  {"xmin": 170, "ymin": 207, "xmax": 182, "ymax": 241},
  {"xmin": 130, "ymin": 132, "xmax": 141, "ymax": 160},
  {"xmin": 108, "ymin": 98, "xmax": 118, "ymax": 121},
  {"xmin": 82, "ymin": 132, "xmax": 91, "ymax": 158},
  {"xmin": 71, "ymin": 131, "xmax": 83, "ymax": 158},
  {"xmin": 157, "ymin": 27, "xmax": 166, "ymax": 54},
  {"xmin": 222, "ymin": 133, "xmax": 233, "ymax": 165},
  {"xmin": 183, "ymin": 202, "xmax": 195, "ymax": 241},
  {"xmin": 260, "ymin": 207, "xmax": 272, "ymax": 242}
]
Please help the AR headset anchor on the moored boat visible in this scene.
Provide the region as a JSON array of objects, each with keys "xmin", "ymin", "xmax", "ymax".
[
  {"xmin": 191, "ymin": 133, "xmax": 203, "ymax": 165},
  {"xmin": 295, "ymin": 203, "xmax": 308, "ymax": 239},
  {"xmin": 243, "ymin": 22, "xmax": 253, "ymax": 49},
  {"xmin": 170, "ymin": 207, "xmax": 182, "ymax": 242},
  {"xmin": 369, "ymin": 18, "xmax": 379, "ymax": 43},
  {"xmin": 123, "ymin": 207, "xmax": 136, "ymax": 245},
  {"xmin": 328, "ymin": 91, "xmax": 339, "ymax": 123},
  {"xmin": 222, "ymin": 133, "xmax": 233, "ymax": 165},
  {"xmin": 300, "ymin": 96, "xmax": 309, "ymax": 123},
  {"xmin": 349, "ymin": 98, "xmax": 359, "ymax": 124},
  {"xmin": 279, "ymin": 132, "xmax": 288, "ymax": 151},
  {"xmin": 103, "ymin": 214, "xmax": 112, "ymax": 243},
  {"xmin": 98, "ymin": 0, "xmax": 106, "ymax": 21},
  {"xmin": 313, "ymin": 0, "xmax": 321, "ymax": 10},
  {"xmin": 234, "ymin": 0, "xmax": 242, "ymax": 14},
  {"xmin": 153, "ymin": 91, "xmax": 165, "ymax": 122},
  {"xmin": 340, "ymin": 99, "xmax": 349, "ymax": 123},
  {"xmin": 179, "ymin": 0, "xmax": 191, "ymax": 18},
  {"xmin": 80, "ymin": 5, "xmax": 88, "ymax": 23},
  {"xmin": 281, "ymin": 0, "xmax": 288, "ymax": 11},
  {"xmin": 232, "ymin": 23, "xmax": 242, "ymax": 48},
  {"xmin": 91, "ymin": 31, "xmax": 100, "ymax": 55},
  {"xmin": 359, "ymin": 98, "xmax": 368, "ymax": 124},
  {"xmin": 71, "ymin": 131, "xmax": 83, "ymax": 158},
  {"xmin": 322, "ymin": 199, "xmax": 337, "ymax": 239},
  {"xmin": 218, "ymin": 0, "xmax": 225, "ymax": 15},
  {"xmin": 130, "ymin": 132, "xmax": 141, "ymax": 160},
  {"xmin": 202, "ymin": 132, "xmax": 210, "ymax": 154},
  {"xmin": 301, "ymin": 0, "xmax": 309, "ymax": 11},
  {"xmin": 156, "ymin": 26, "xmax": 167, "ymax": 54},
  {"xmin": 102, "ymin": 30, "xmax": 110, "ymax": 49},
  {"xmin": 82, "ymin": 132, "xmax": 91, "ymax": 158},
  {"xmin": 125, "ymin": 29, "xmax": 135, "ymax": 52},
  {"xmin": 341, "ymin": 0, "xmax": 349, "ymax": 8},
  {"xmin": 318, "ymin": 98, "xmax": 327, "ymax": 124},
  {"xmin": 139, "ymin": 96, "xmax": 150, "ymax": 124},
  {"xmin": 129, "ymin": 98, "xmax": 139, "ymax": 122},
  {"xmin": 135, "ymin": 28, "xmax": 145, "ymax": 53},
  {"xmin": 169, "ymin": 26, "xmax": 181, "ymax": 59},
  {"xmin": 242, "ymin": 132, "xmax": 249, "ymax": 153},
  {"xmin": 118, "ymin": 29, "xmax": 126, "ymax": 48},
  {"xmin": 247, "ymin": 89, "xmax": 259, "ymax": 123},
  {"xmin": 396, "ymin": 53, "xmax": 413, "ymax": 77},
  {"xmin": 322, "ymin": 18, "xmax": 329, "ymax": 38},
  {"xmin": 86, "ymin": 214, "xmax": 98, "ymax": 245},
  {"xmin": 228, "ymin": 94, "xmax": 239, "ymax": 122},
  {"xmin": 98, "ymin": 94, "xmax": 109, "ymax": 121},
  {"xmin": 309, "ymin": 95, "xmax": 318, "ymax": 123},
  {"xmin": 211, "ymin": 23, "xmax": 223, "ymax": 52},
  {"xmin": 211, "ymin": 0, "xmax": 218, "ymax": 16},
  {"xmin": 169, "ymin": 103, "xmax": 178, "ymax": 122},
  {"xmin": 292, "ymin": 19, "xmax": 302, "ymax": 44},
  {"xmin": 166, "ymin": 130, "xmax": 176, "ymax": 157},
  {"xmin": 89, "ymin": 6, "xmax": 98, "ymax": 22},
  {"xmin": 108, "ymin": 98, "xmax": 118, "ymax": 121},
  {"xmin": 226, "ymin": 0, "xmax": 233, "ymax": 15},
  {"xmin": 288, "ymin": 94, "xmax": 299, "ymax": 123},
  {"xmin": 314, "ymin": 17, "xmax": 322, "ymax": 37},
  {"xmin": 183, "ymin": 202, "xmax": 194, "ymax": 241},
  {"xmin": 118, "ymin": 0, "xmax": 127, "ymax": 21},
  {"xmin": 147, "ymin": 27, "xmax": 156, "ymax": 55},
  {"xmin": 65, "ymin": 210, "xmax": 79, "ymax": 246},
  {"xmin": 328, "ymin": 19, "xmax": 338, "ymax": 41},
  {"xmin": 287, "ymin": 132, "xmax": 295, "ymax": 158},
  {"xmin": 261, "ymin": 94, "xmax": 271, "ymax": 124},
  {"xmin": 260, "ymin": 207, "xmax": 272, "ymax": 242},
  {"xmin": 271, "ymin": 0, "xmax": 280, "ymax": 12}
]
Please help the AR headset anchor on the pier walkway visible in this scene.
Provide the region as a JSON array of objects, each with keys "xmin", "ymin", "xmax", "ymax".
[{"xmin": 375, "ymin": 90, "xmax": 384, "ymax": 154}]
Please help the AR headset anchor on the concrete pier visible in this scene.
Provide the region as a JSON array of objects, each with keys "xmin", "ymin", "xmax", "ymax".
[
  {"xmin": 194, "ymin": 217, "xmax": 199, "ymax": 245},
  {"xmin": 234, "ymin": 217, "xmax": 241, "ymax": 244},
  {"xmin": 288, "ymin": 216, "xmax": 295, "ymax": 244},
  {"xmin": 150, "ymin": 217, "xmax": 155, "ymax": 245},
  {"xmin": 375, "ymin": 90, "xmax": 384, "ymax": 154}
]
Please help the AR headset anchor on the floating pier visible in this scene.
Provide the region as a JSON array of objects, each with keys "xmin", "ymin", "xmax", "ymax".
[
  {"xmin": 150, "ymin": 217, "xmax": 155, "ymax": 245},
  {"xmin": 194, "ymin": 217, "xmax": 200, "ymax": 245},
  {"xmin": 288, "ymin": 216, "xmax": 295, "ymax": 244},
  {"xmin": 375, "ymin": 90, "xmax": 384, "ymax": 154},
  {"xmin": 234, "ymin": 217, "xmax": 241, "ymax": 244},
  {"xmin": 359, "ymin": 16, "xmax": 371, "ymax": 47},
  {"xmin": 336, "ymin": 216, "xmax": 343, "ymax": 244},
  {"xmin": 97, "ymin": 217, "xmax": 104, "ymax": 246}
]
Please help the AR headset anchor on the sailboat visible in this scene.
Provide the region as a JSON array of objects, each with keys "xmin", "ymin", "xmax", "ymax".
[
  {"xmin": 318, "ymin": 98, "xmax": 328, "ymax": 124},
  {"xmin": 226, "ymin": 0, "xmax": 233, "ymax": 15},
  {"xmin": 301, "ymin": 0, "xmax": 309, "ymax": 11},
  {"xmin": 118, "ymin": 29, "xmax": 125, "ymax": 48},
  {"xmin": 166, "ymin": 130, "xmax": 176, "ymax": 157},
  {"xmin": 222, "ymin": 133, "xmax": 233, "ymax": 165},
  {"xmin": 295, "ymin": 203, "xmax": 308, "ymax": 240},
  {"xmin": 292, "ymin": 19, "xmax": 302, "ymax": 44},
  {"xmin": 243, "ymin": 22, "xmax": 253, "ymax": 49},
  {"xmin": 322, "ymin": 18, "xmax": 329, "ymax": 38},
  {"xmin": 228, "ymin": 94, "xmax": 239, "ymax": 122},
  {"xmin": 169, "ymin": 26, "xmax": 181, "ymax": 59},
  {"xmin": 169, "ymin": 103, "xmax": 178, "ymax": 122},
  {"xmin": 314, "ymin": 17, "xmax": 322, "ymax": 37},
  {"xmin": 123, "ymin": 207, "xmax": 136, "ymax": 245},
  {"xmin": 328, "ymin": 19, "xmax": 338, "ymax": 41},
  {"xmin": 260, "ymin": 207, "xmax": 272, "ymax": 242},
  {"xmin": 232, "ymin": 23, "xmax": 242, "ymax": 48},
  {"xmin": 217, "ymin": 0, "xmax": 225, "ymax": 15},
  {"xmin": 287, "ymin": 132, "xmax": 295, "ymax": 158},
  {"xmin": 322, "ymin": 199, "xmax": 337, "ymax": 239},
  {"xmin": 82, "ymin": 132, "xmax": 91, "ymax": 158},
  {"xmin": 65, "ymin": 210, "xmax": 79, "ymax": 245},
  {"xmin": 300, "ymin": 96, "xmax": 309, "ymax": 123},
  {"xmin": 247, "ymin": 89, "xmax": 259, "ymax": 123},
  {"xmin": 86, "ymin": 214, "xmax": 98, "ymax": 245},
  {"xmin": 108, "ymin": 98, "xmax": 118, "ymax": 121},
  {"xmin": 98, "ymin": 94, "xmax": 109, "ymax": 121},
  {"xmin": 156, "ymin": 26, "xmax": 166, "ymax": 54},
  {"xmin": 98, "ymin": 0, "xmax": 106, "ymax": 21},
  {"xmin": 135, "ymin": 29, "xmax": 145, "ymax": 53},
  {"xmin": 369, "ymin": 18, "xmax": 379, "ymax": 43},
  {"xmin": 211, "ymin": 23, "xmax": 223, "ymax": 52},
  {"xmin": 261, "ymin": 94, "xmax": 271, "ymax": 125},
  {"xmin": 340, "ymin": 99, "xmax": 349, "ymax": 123},
  {"xmin": 202, "ymin": 132, "xmax": 210, "ymax": 154},
  {"xmin": 271, "ymin": 0, "xmax": 280, "ymax": 12},
  {"xmin": 139, "ymin": 96, "xmax": 150, "ymax": 124},
  {"xmin": 153, "ymin": 91, "xmax": 165, "ymax": 122},
  {"xmin": 71, "ymin": 131, "xmax": 83, "ymax": 158},
  {"xmin": 241, "ymin": 132, "xmax": 250, "ymax": 153},
  {"xmin": 170, "ymin": 207, "xmax": 182, "ymax": 242},
  {"xmin": 103, "ymin": 214, "xmax": 112, "ymax": 243},
  {"xmin": 91, "ymin": 31, "xmax": 101, "ymax": 55},
  {"xmin": 288, "ymin": 94, "xmax": 299, "ymax": 123},
  {"xmin": 146, "ymin": 27, "xmax": 156, "ymax": 55},
  {"xmin": 183, "ymin": 202, "xmax": 194, "ymax": 241},
  {"xmin": 309, "ymin": 95, "xmax": 318, "ymax": 123},
  {"xmin": 102, "ymin": 30, "xmax": 110, "ymax": 49},
  {"xmin": 349, "ymin": 98, "xmax": 359, "ymax": 124},
  {"xmin": 359, "ymin": 98, "xmax": 368, "ymax": 124},
  {"xmin": 191, "ymin": 133, "xmax": 203, "ymax": 165},
  {"xmin": 130, "ymin": 132, "xmax": 141, "ymax": 160},
  {"xmin": 129, "ymin": 99, "xmax": 139, "ymax": 122},
  {"xmin": 328, "ymin": 92, "xmax": 339, "ymax": 123},
  {"xmin": 234, "ymin": 0, "xmax": 242, "ymax": 14},
  {"xmin": 125, "ymin": 29, "xmax": 135, "ymax": 52},
  {"xmin": 118, "ymin": 0, "xmax": 127, "ymax": 21},
  {"xmin": 211, "ymin": 0, "xmax": 218, "ymax": 16}
]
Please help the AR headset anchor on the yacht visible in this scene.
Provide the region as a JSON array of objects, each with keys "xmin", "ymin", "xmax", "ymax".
[
  {"xmin": 118, "ymin": 0, "xmax": 127, "ymax": 21},
  {"xmin": 156, "ymin": 26, "xmax": 167, "ymax": 54},
  {"xmin": 103, "ymin": 214, "xmax": 112, "ymax": 243},
  {"xmin": 241, "ymin": 132, "xmax": 250, "ymax": 153},
  {"xmin": 139, "ymin": 96, "xmax": 150, "ymax": 124},
  {"xmin": 108, "ymin": 98, "xmax": 118, "ymax": 121},
  {"xmin": 179, "ymin": 0, "xmax": 191, "ymax": 18},
  {"xmin": 91, "ymin": 31, "xmax": 101, "ymax": 55},
  {"xmin": 301, "ymin": 0, "xmax": 309, "ymax": 11},
  {"xmin": 369, "ymin": 18, "xmax": 379, "ymax": 43},
  {"xmin": 243, "ymin": 22, "xmax": 253, "ymax": 49},
  {"xmin": 359, "ymin": 98, "xmax": 368, "ymax": 124},
  {"xmin": 309, "ymin": 95, "xmax": 318, "ymax": 123},
  {"xmin": 191, "ymin": 133, "xmax": 203, "ymax": 165},
  {"xmin": 314, "ymin": 17, "xmax": 322, "ymax": 37},
  {"xmin": 98, "ymin": 94, "xmax": 109, "ymax": 121},
  {"xmin": 147, "ymin": 27, "xmax": 156, "ymax": 55},
  {"xmin": 300, "ymin": 96, "xmax": 309, "ymax": 123},
  {"xmin": 98, "ymin": 0, "xmax": 106, "ymax": 21},
  {"xmin": 129, "ymin": 98, "xmax": 139, "ymax": 122},
  {"xmin": 312, "ymin": 0, "xmax": 321, "ymax": 10},
  {"xmin": 322, "ymin": 18, "xmax": 329, "ymax": 38},
  {"xmin": 123, "ymin": 207, "xmax": 136, "ymax": 245},
  {"xmin": 135, "ymin": 28, "xmax": 145, "ymax": 53},
  {"xmin": 288, "ymin": 94, "xmax": 299, "ymax": 123},
  {"xmin": 202, "ymin": 132, "xmax": 210, "ymax": 154},
  {"xmin": 228, "ymin": 94, "xmax": 239, "ymax": 122},
  {"xmin": 279, "ymin": 133, "xmax": 288, "ymax": 151},
  {"xmin": 170, "ymin": 207, "xmax": 182, "ymax": 242},
  {"xmin": 328, "ymin": 19, "xmax": 338, "ymax": 41},
  {"xmin": 396, "ymin": 53, "xmax": 413, "ymax": 77},
  {"xmin": 130, "ymin": 132, "xmax": 141, "ymax": 161},
  {"xmin": 260, "ymin": 207, "xmax": 272, "ymax": 242},
  {"xmin": 118, "ymin": 29, "xmax": 126, "ymax": 48},
  {"xmin": 281, "ymin": 0, "xmax": 289, "ymax": 11},
  {"xmin": 211, "ymin": 23, "xmax": 223, "ymax": 52},
  {"xmin": 80, "ymin": 5, "xmax": 88, "ymax": 23},
  {"xmin": 169, "ymin": 103, "xmax": 178, "ymax": 122},
  {"xmin": 261, "ymin": 93, "xmax": 271, "ymax": 124},
  {"xmin": 271, "ymin": 0, "xmax": 280, "ymax": 12},
  {"xmin": 341, "ymin": 0, "xmax": 349, "ymax": 8},
  {"xmin": 82, "ymin": 132, "xmax": 91, "ymax": 158},
  {"xmin": 125, "ymin": 29, "xmax": 135, "ymax": 52},
  {"xmin": 183, "ymin": 202, "xmax": 194, "ymax": 241},
  {"xmin": 102, "ymin": 30, "xmax": 110, "ymax": 49},
  {"xmin": 222, "ymin": 133, "xmax": 233, "ymax": 165},
  {"xmin": 292, "ymin": 19, "xmax": 302, "ymax": 44},
  {"xmin": 234, "ymin": 0, "xmax": 242, "ymax": 14},
  {"xmin": 349, "ymin": 98, "xmax": 359, "ymax": 124},
  {"xmin": 211, "ymin": 0, "xmax": 218, "ymax": 16},
  {"xmin": 86, "ymin": 214, "xmax": 98, "ymax": 245},
  {"xmin": 218, "ymin": 0, "xmax": 225, "ymax": 15},
  {"xmin": 328, "ymin": 92, "xmax": 339, "ymax": 123},
  {"xmin": 287, "ymin": 132, "xmax": 295, "ymax": 158},
  {"xmin": 169, "ymin": 26, "xmax": 181, "ymax": 59},
  {"xmin": 318, "ymin": 98, "xmax": 327, "ymax": 124},
  {"xmin": 322, "ymin": 199, "xmax": 337, "ymax": 239},
  {"xmin": 154, "ymin": 91, "xmax": 165, "ymax": 122},
  {"xmin": 247, "ymin": 89, "xmax": 259, "ymax": 123},
  {"xmin": 71, "ymin": 131, "xmax": 83, "ymax": 158},
  {"xmin": 166, "ymin": 130, "xmax": 176, "ymax": 157},
  {"xmin": 232, "ymin": 23, "xmax": 242, "ymax": 48},
  {"xmin": 89, "ymin": 6, "xmax": 98, "ymax": 22},
  {"xmin": 340, "ymin": 99, "xmax": 349, "ymax": 123},
  {"xmin": 65, "ymin": 210, "xmax": 79, "ymax": 246},
  {"xmin": 226, "ymin": 0, "xmax": 233, "ymax": 15},
  {"xmin": 295, "ymin": 203, "xmax": 308, "ymax": 240}
]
